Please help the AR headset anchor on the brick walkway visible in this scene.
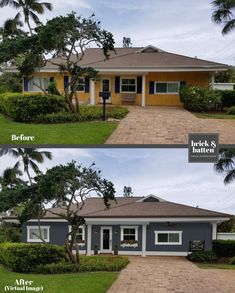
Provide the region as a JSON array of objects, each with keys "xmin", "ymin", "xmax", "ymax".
[
  {"xmin": 106, "ymin": 107, "xmax": 235, "ymax": 144},
  {"xmin": 107, "ymin": 256, "xmax": 235, "ymax": 293}
]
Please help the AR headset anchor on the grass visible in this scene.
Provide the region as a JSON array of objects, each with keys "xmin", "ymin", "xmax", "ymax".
[
  {"xmin": 0, "ymin": 265, "xmax": 118, "ymax": 293},
  {"xmin": 197, "ymin": 263, "xmax": 235, "ymax": 270},
  {"xmin": 194, "ymin": 113, "xmax": 235, "ymax": 119},
  {"xmin": 0, "ymin": 115, "xmax": 117, "ymax": 144}
]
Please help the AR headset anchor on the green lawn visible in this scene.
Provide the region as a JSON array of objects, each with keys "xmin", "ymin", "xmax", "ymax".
[
  {"xmin": 0, "ymin": 265, "xmax": 118, "ymax": 293},
  {"xmin": 197, "ymin": 263, "xmax": 235, "ymax": 270},
  {"xmin": 0, "ymin": 115, "xmax": 117, "ymax": 144},
  {"xmin": 194, "ymin": 113, "xmax": 235, "ymax": 120}
]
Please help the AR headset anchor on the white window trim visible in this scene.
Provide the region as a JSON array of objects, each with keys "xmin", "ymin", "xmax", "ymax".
[
  {"xmin": 100, "ymin": 78, "xmax": 111, "ymax": 92},
  {"xmin": 68, "ymin": 225, "xmax": 86, "ymax": 246},
  {"xmin": 155, "ymin": 81, "xmax": 180, "ymax": 95},
  {"xmin": 120, "ymin": 226, "xmax": 138, "ymax": 247},
  {"xmin": 154, "ymin": 231, "xmax": 183, "ymax": 245},
  {"xmin": 76, "ymin": 77, "xmax": 85, "ymax": 93},
  {"xmin": 27, "ymin": 226, "xmax": 50, "ymax": 243},
  {"xmin": 120, "ymin": 77, "xmax": 137, "ymax": 94}
]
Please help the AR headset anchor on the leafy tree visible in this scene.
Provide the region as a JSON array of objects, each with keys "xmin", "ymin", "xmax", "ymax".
[
  {"xmin": 212, "ymin": 0, "xmax": 235, "ymax": 35},
  {"xmin": 0, "ymin": 161, "xmax": 116, "ymax": 263},
  {"xmin": 0, "ymin": 222, "xmax": 21, "ymax": 243},
  {"xmin": 217, "ymin": 216, "xmax": 235, "ymax": 232},
  {"xmin": 0, "ymin": 72, "xmax": 22, "ymax": 92},
  {"xmin": 214, "ymin": 148, "xmax": 235, "ymax": 184},
  {"xmin": 0, "ymin": 0, "xmax": 53, "ymax": 35},
  {"xmin": 215, "ymin": 67, "xmax": 235, "ymax": 83},
  {"xmin": 0, "ymin": 148, "xmax": 52, "ymax": 185}
]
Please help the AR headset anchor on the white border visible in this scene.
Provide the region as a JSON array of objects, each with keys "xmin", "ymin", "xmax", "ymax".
[
  {"xmin": 120, "ymin": 226, "xmax": 138, "ymax": 247},
  {"xmin": 68, "ymin": 225, "xmax": 86, "ymax": 247},
  {"xmin": 100, "ymin": 226, "xmax": 113, "ymax": 253},
  {"xmin": 27, "ymin": 226, "xmax": 50, "ymax": 243},
  {"xmin": 154, "ymin": 231, "xmax": 183, "ymax": 245},
  {"xmin": 120, "ymin": 77, "xmax": 137, "ymax": 93}
]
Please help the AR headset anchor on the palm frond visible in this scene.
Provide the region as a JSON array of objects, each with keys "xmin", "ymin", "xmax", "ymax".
[
  {"xmin": 0, "ymin": 148, "xmax": 20, "ymax": 158},
  {"xmin": 29, "ymin": 160, "xmax": 40, "ymax": 174},
  {"xmin": 29, "ymin": 10, "xmax": 40, "ymax": 24},
  {"xmin": 222, "ymin": 19, "xmax": 235, "ymax": 34},
  {"xmin": 41, "ymin": 2, "xmax": 52, "ymax": 11},
  {"xmin": 224, "ymin": 169, "xmax": 235, "ymax": 185}
]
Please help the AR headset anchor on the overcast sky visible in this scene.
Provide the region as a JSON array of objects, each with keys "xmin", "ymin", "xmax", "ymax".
[
  {"xmin": 0, "ymin": 148, "xmax": 234, "ymax": 215},
  {"xmin": 0, "ymin": 0, "xmax": 235, "ymax": 65}
]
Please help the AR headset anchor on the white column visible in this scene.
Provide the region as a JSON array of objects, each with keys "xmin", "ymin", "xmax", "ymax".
[
  {"xmin": 142, "ymin": 224, "xmax": 147, "ymax": 257},
  {"xmin": 212, "ymin": 223, "xmax": 217, "ymax": 240},
  {"xmin": 141, "ymin": 74, "xmax": 146, "ymax": 107},
  {"xmin": 90, "ymin": 80, "xmax": 95, "ymax": 105},
  {"xmin": 87, "ymin": 224, "xmax": 92, "ymax": 255},
  {"xmin": 211, "ymin": 74, "xmax": 215, "ymax": 90}
]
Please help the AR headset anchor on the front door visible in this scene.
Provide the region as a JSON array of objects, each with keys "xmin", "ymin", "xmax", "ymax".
[
  {"xmin": 101, "ymin": 227, "xmax": 112, "ymax": 252},
  {"xmin": 100, "ymin": 79, "xmax": 111, "ymax": 103}
]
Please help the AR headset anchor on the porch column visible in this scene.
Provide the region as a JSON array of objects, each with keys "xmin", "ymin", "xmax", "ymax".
[
  {"xmin": 87, "ymin": 224, "xmax": 92, "ymax": 255},
  {"xmin": 211, "ymin": 74, "xmax": 215, "ymax": 90},
  {"xmin": 90, "ymin": 80, "xmax": 95, "ymax": 105},
  {"xmin": 142, "ymin": 224, "xmax": 147, "ymax": 257},
  {"xmin": 141, "ymin": 74, "xmax": 146, "ymax": 107},
  {"xmin": 212, "ymin": 222, "xmax": 217, "ymax": 240}
]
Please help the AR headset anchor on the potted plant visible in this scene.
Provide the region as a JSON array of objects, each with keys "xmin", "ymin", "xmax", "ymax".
[
  {"xmin": 94, "ymin": 245, "xmax": 98, "ymax": 255},
  {"xmin": 120, "ymin": 240, "xmax": 138, "ymax": 247},
  {"xmin": 114, "ymin": 245, "xmax": 118, "ymax": 255}
]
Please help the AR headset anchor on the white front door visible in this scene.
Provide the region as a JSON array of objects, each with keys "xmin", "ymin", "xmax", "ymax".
[
  {"xmin": 100, "ymin": 79, "xmax": 111, "ymax": 103},
  {"xmin": 101, "ymin": 227, "xmax": 112, "ymax": 252}
]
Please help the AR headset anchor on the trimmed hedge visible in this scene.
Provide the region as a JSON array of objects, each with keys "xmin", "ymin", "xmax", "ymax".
[
  {"xmin": 180, "ymin": 86, "xmax": 221, "ymax": 112},
  {"xmin": 34, "ymin": 256, "xmax": 129, "ymax": 274},
  {"xmin": 0, "ymin": 243, "xmax": 67, "ymax": 273},
  {"xmin": 31, "ymin": 106, "xmax": 128, "ymax": 124},
  {"xmin": 219, "ymin": 90, "xmax": 235, "ymax": 107},
  {"xmin": 213, "ymin": 240, "xmax": 235, "ymax": 257},
  {"xmin": 187, "ymin": 251, "xmax": 217, "ymax": 263},
  {"xmin": 0, "ymin": 93, "xmax": 67, "ymax": 122}
]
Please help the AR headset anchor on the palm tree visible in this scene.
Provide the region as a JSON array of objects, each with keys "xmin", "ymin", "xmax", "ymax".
[
  {"xmin": 0, "ymin": 166, "xmax": 24, "ymax": 188},
  {"xmin": 214, "ymin": 149, "xmax": 235, "ymax": 184},
  {"xmin": 0, "ymin": 0, "xmax": 53, "ymax": 35},
  {"xmin": 212, "ymin": 0, "xmax": 235, "ymax": 35},
  {"xmin": 0, "ymin": 18, "xmax": 25, "ymax": 40},
  {"xmin": 0, "ymin": 148, "xmax": 52, "ymax": 185}
]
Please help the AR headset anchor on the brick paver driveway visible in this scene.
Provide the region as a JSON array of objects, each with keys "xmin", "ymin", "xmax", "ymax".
[
  {"xmin": 108, "ymin": 256, "xmax": 235, "ymax": 293},
  {"xmin": 106, "ymin": 106, "xmax": 235, "ymax": 144}
]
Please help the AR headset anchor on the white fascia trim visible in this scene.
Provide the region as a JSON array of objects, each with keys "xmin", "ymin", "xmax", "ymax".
[
  {"xmin": 96, "ymin": 68, "xmax": 228, "ymax": 73},
  {"xmin": 28, "ymin": 219, "xmax": 68, "ymax": 222},
  {"xmin": 3, "ymin": 219, "xmax": 19, "ymax": 223},
  {"xmin": 85, "ymin": 217, "xmax": 230, "ymax": 224},
  {"xmin": 27, "ymin": 225, "xmax": 50, "ymax": 243}
]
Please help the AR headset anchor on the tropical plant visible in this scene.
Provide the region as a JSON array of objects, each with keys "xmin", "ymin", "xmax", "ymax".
[
  {"xmin": 0, "ymin": 18, "xmax": 25, "ymax": 40},
  {"xmin": 0, "ymin": 0, "xmax": 53, "ymax": 35},
  {"xmin": 214, "ymin": 148, "xmax": 235, "ymax": 184},
  {"xmin": 0, "ymin": 148, "xmax": 52, "ymax": 185},
  {"xmin": 0, "ymin": 166, "xmax": 24, "ymax": 189},
  {"xmin": 212, "ymin": 0, "xmax": 235, "ymax": 35}
]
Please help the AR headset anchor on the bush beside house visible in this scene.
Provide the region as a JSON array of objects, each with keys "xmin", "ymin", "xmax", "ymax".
[{"xmin": 212, "ymin": 240, "xmax": 235, "ymax": 257}]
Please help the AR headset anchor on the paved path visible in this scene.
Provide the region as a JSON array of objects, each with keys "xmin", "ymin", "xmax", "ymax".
[
  {"xmin": 106, "ymin": 107, "xmax": 235, "ymax": 144},
  {"xmin": 107, "ymin": 256, "xmax": 235, "ymax": 293}
]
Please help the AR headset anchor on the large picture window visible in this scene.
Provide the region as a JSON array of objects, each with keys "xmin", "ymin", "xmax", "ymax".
[
  {"xmin": 28, "ymin": 77, "xmax": 50, "ymax": 92},
  {"xmin": 155, "ymin": 82, "xmax": 180, "ymax": 94},
  {"xmin": 121, "ymin": 78, "xmax": 136, "ymax": 93},
  {"xmin": 27, "ymin": 226, "xmax": 50, "ymax": 243},
  {"xmin": 155, "ymin": 231, "xmax": 182, "ymax": 245}
]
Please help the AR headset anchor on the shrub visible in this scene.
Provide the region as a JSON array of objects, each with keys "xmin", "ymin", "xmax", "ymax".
[
  {"xmin": 0, "ymin": 243, "xmax": 67, "ymax": 273},
  {"xmin": 0, "ymin": 224, "xmax": 21, "ymax": 243},
  {"xmin": 34, "ymin": 106, "xmax": 129, "ymax": 124},
  {"xmin": 213, "ymin": 240, "xmax": 235, "ymax": 257},
  {"xmin": 227, "ymin": 106, "xmax": 235, "ymax": 115},
  {"xmin": 34, "ymin": 256, "xmax": 129, "ymax": 274},
  {"xmin": 219, "ymin": 90, "xmax": 235, "ymax": 107},
  {"xmin": 0, "ymin": 93, "xmax": 67, "ymax": 122},
  {"xmin": 187, "ymin": 251, "xmax": 218, "ymax": 263},
  {"xmin": 180, "ymin": 86, "xmax": 221, "ymax": 112},
  {"xmin": 229, "ymin": 256, "xmax": 235, "ymax": 265}
]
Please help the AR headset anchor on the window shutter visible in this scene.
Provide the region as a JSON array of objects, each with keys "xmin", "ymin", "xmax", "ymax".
[
  {"xmin": 180, "ymin": 81, "xmax": 186, "ymax": 89},
  {"xmin": 149, "ymin": 81, "xmax": 155, "ymax": 95},
  {"xmin": 137, "ymin": 76, "xmax": 142, "ymax": 94},
  {"xmin": 49, "ymin": 77, "xmax": 54, "ymax": 83},
  {"xmin": 85, "ymin": 78, "xmax": 90, "ymax": 93},
  {"xmin": 115, "ymin": 76, "xmax": 120, "ymax": 93},
  {"xmin": 23, "ymin": 77, "xmax": 29, "ymax": 92},
  {"xmin": 64, "ymin": 76, "xmax": 69, "ymax": 91}
]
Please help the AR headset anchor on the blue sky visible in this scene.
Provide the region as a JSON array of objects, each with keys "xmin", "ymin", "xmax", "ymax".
[
  {"xmin": 1, "ymin": 0, "xmax": 235, "ymax": 64},
  {"xmin": 0, "ymin": 148, "xmax": 234, "ymax": 214}
]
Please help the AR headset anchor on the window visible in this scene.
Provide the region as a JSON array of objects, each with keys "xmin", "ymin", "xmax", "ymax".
[
  {"xmin": 155, "ymin": 82, "xmax": 180, "ymax": 94},
  {"xmin": 28, "ymin": 77, "xmax": 50, "ymax": 92},
  {"xmin": 75, "ymin": 77, "xmax": 85, "ymax": 92},
  {"xmin": 101, "ymin": 79, "xmax": 110, "ymax": 92},
  {"xmin": 27, "ymin": 226, "xmax": 50, "ymax": 243},
  {"xmin": 155, "ymin": 231, "xmax": 182, "ymax": 245},
  {"xmin": 120, "ymin": 226, "xmax": 138, "ymax": 244},
  {"xmin": 69, "ymin": 226, "xmax": 85, "ymax": 245},
  {"xmin": 121, "ymin": 78, "xmax": 136, "ymax": 93}
]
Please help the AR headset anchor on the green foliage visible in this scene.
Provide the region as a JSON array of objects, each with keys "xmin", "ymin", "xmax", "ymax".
[
  {"xmin": 0, "ymin": 93, "xmax": 67, "ymax": 122},
  {"xmin": 0, "ymin": 73, "xmax": 22, "ymax": 93},
  {"xmin": 0, "ymin": 243, "xmax": 67, "ymax": 272},
  {"xmin": 213, "ymin": 240, "xmax": 235, "ymax": 257},
  {"xmin": 34, "ymin": 256, "xmax": 129, "ymax": 274},
  {"xmin": 0, "ymin": 223, "xmax": 21, "ymax": 243},
  {"xmin": 48, "ymin": 81, "xmax": 60, "ymax": 96},
  {"xmin": 35, "ymin": 106, "xmax": 129, "ymax": 123},
  {"xmin": 215, "ymin": 68, "xmax": 235, "ymax": 83},
  {"xmin": 218, "ymin": 217, "xmax": 235, "ymax": 232},
  {"xmin": 179, "ymin": 86, "xmax": 221, "ymax": 112},
  {"xmin": 229, "ymin": 256, "xmax": 235, "ymax": 265},
  {"xmin": 214, "ymin": 149, "xmax": 235, "ymax": 185},
  {"xmin": 187, "ymin": 251, "xmax": 218, "ymax": 262},
  {"xmin": 218, "ymin": 90, "xmax": 235, "ymax": 107},
  {"xmin": 227, "ymin": 106, "xmax": 235, "ymax": 114}
]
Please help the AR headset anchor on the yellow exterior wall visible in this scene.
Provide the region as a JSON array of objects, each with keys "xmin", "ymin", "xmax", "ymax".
[{"xmin": 29, "ymin": 71, "xmax": 211, "ymax": 106}]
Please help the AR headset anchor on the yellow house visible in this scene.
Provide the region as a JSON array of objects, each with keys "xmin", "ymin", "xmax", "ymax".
[{"xmin": 21, "ymin": 45, "xmax": 228, "ymax": 107}]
